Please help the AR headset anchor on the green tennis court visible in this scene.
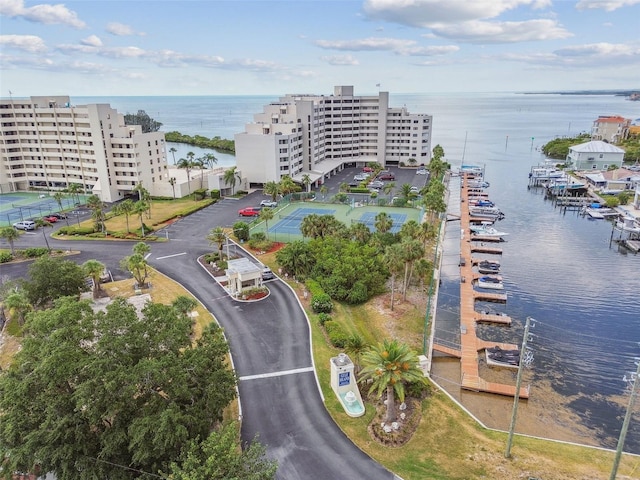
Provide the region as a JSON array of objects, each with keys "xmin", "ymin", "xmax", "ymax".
[{"xmin": 251, "ymin": 201, "xmax": 423, "ymax": 242}]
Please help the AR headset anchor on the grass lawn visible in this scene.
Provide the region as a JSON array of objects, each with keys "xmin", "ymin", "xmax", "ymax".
[{"xmin": 257, "ymin": 250, "xmax": 639, "ymax": 480}]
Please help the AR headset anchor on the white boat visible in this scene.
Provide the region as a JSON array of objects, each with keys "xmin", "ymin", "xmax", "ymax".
[
  {"xmin": 470, "ymin": 206, "xmax": 505, "ymax": 220},
  {"xmin": 470, "ymin": 225, "xmax": 509, "ymax": 237},
  {"xmin": 616, "ymin": 216, "xmax": 640, "ymax": 234},
  {"xmin": 477, "ymin": 275, "xmax": 504, "ymax": 290}
]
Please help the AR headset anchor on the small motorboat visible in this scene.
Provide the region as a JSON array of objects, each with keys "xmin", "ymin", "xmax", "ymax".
[
  {"xmin": 470, "ymin": 225, "xmax": 509, "ymax": 237},
  {"xmin": 477, "ymin": 275, "xmax": 504, "ymax": 290},
  {"xmin": 477, "ymin": 260, "xmax": 500, "ymax": 274},
  {"xmin": 486, "ymin": 346, "xmax": 520, "ymax": 367}
]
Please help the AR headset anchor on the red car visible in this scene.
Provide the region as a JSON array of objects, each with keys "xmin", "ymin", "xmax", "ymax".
[
  {"xmin": 238, "ymin": 207, "xmax": 261, "ymax": 217},
  {"xmin": 362, "ymin": 166, "xmax": 374, "ymax": 172},
  {"xmin": 42, "ymin": 215, "xmax": 58, "ymax": 223}
]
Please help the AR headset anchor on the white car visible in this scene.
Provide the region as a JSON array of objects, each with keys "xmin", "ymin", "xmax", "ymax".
[
  {"xmin": 13, "ymin": 220, "xmax": 36, "ymax": 230},
  {"xmin": 416, "ymin": 168, "xmax": 428, "ymax": 175},
  {"xmin": 410, "ymin": 186, "xmax": 421, "ymax": 194},
  {"xmin": 353, "ymin": 173, "xmax": 369, "ymax": 181},
  {"xmin": 260, "ymin": 200, "xmax": 278, "ymax": 208}
]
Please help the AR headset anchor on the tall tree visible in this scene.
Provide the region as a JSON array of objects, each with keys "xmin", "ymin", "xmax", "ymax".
[
  {"xmin": 169, "ymin": 146, "xmax": 177, "ymax": 164},
  {"xmin": 207, "ymin": 226, "xmax": 227, "ymax": 258},
  {"xmin": 374, "ymin": 212, "xmax": 393, "ymax": 234},
  {"xmin": 113, "ymin": 199, "xmax": 135, "ymax": 233},
  {"xmin": 53, "ymin": 191, "xmax": 70, "ymax": 226},
  {"xmin": 400, "ymin": 238, "xmax": 424, "ymax": 300},
  {"xmin": 319, "ymin": 185, "xmax": 328, "ymax": 201},
  {"xmin": 34, "ymin": 218, "xmax": 52, "ymax": 252},
  {"xmin": 177, "ymin": 156, "xmax": 197, "ymax": 196},
  {"xmin": 168, "ymin": 422, "xmax": 277, "ymax": 480},
  {"xmin": 359, "ymin": 339, "xmax": 425, "ymax": 423},
  {"xmin": 264, "ymin": 181, "xmax": 280, "ymax": 201},
  {"xmin": 301, "ymin": 173, "xmax": 312, "ymax": 193},
  {"xmin": 169, "ymin": 177, "xmax": 177, "ymax": 199},
  {"xmin": 83, "ymin": 259, "xmax": 106, "ymax": 299},
  {"xmin": 383, "ymin": 243, "xmax": 404, "ymax": 311},
  {"xmin": 279, "ymin": 175, "xmax": 296, "ymax": 197},
  {"xmin": 120, "ymin": 242, "xmax": 151, "ymax": 288},
  {"xmin": 86, "ymin": 194, "xmax": 105, "ymax": 233},
  {"xmin": 133, "ymin": 200, "xmax": 149, "ymax": 237},
  {"xmin": 259, "ymin": 207, "xmax": 275, "ymax": 240},
  {"xmin": 0, "ymin": 297, "xmax": 236, "ymax": 480},
  {"xmin": 223, "ymin": 166, "xmax": 240, "ymax": 195},
  {"xmin": 22, "ymin": 256, "xmax": 86, "ymax": 308},
  {"xmin": 0, "ymin": 226, "xmax": 20, "ymax": 255},
  {"xmin": 66, "ymin": 183, "xmax": 82, "ymax": 205},
  {"xmin": 200, "ymin": 152, "xmax": 218, "ymax": 188},
  {"xmin": 383, "ymin": 181, "xmax": 395, "ymax": 202},
  {"xmin": 123, "ymin": 109, "xmax": 162, "ymax": 132}
]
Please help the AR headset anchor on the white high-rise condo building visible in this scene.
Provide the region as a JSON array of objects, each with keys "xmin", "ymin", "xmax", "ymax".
[
  {"xmin": 0, "ymin": 95, "xmax": 168, "ymax": 203},
  {"xmin": 235, "ymin": 86, "xmax": 432, "ymax": 188}
]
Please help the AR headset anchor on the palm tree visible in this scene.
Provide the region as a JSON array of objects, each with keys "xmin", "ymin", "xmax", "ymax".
[
  {"xmin": 113, "ymin": 199, "xmax": 135, "ymax": 233},
  {"xmin": 350, "ymin": 222, "xmax": 371, "ymax": 244},
  {"xmin": 319, "ymin": 185, "xmax": 328, "ymax": 201},
  {"xmin": 399, "ymin": 220, "xmax": 420, "ymax": 240},
  {"xmin": 301, "ymin": 173, "xmax": 312, "ymax": 193},
  {"xmin": 4, "ymin": 291, "xmax": 32, "ymax": 326},
  {"xmin": 86, "ymin": 194, "xmax": 105, "ymax": 233},
  {"xmin": 400, "ymin": 183, "xmax": 413, "ymax": 202},
  {"xmin": 169, "ymin": 146, "xmax": 177, "ymax": 164},
  {"xmin": 0, "ymin": 227, "xmax": 19, "ymax": 255},
  {"xmin": 279, "ymin": 175, "xmax": 296, "ymax": 197},
  {"xmin": 66, "ymin": 183, "xmax": 82, "ymax": 205},
  {"xmin": 400, "ymin": 239, "xmax": 424, "ymax": 300},
  {"xmin": 345, "ymin": 334, "xmax": 368, "ymax": 375},
  {"xmin": 120, "ymin": 242, "xmax": 151, "ymax": 288},
  {"xmin": 34, "ymin": 218, "xmax": 52, "ymax": 252},
  {"xmin": 383, "ymin": 243, "xmax": 404, "ymax": 311},
  {"xmin": 52, "ymin": 191, "xmax": 70, "ymax": 226},
  {"xmin": 133, "ymin": 200, "xmax": 148, "ymax": 237},
  {"xmin": 418, "ymin": 221, "xmax": 437, "ymax": 248},
  {"xmin": 259, "ymin": 207, "xmax": 274, "ymax": 240},
  {"xmin": 374, "ymin": 212, "xmax": 393, "ymax": 234},
  {"xmin": 223, "ymin": 166, "xmax": 240, "ymax": 195},
  {"xmin": 177, "ymin": 157, "xmax": 196, "ymax": 196},
  {"xmin": 83, "ymin": 259, "xmax": 106, "ymax": 299},
  {"xmin": 207, "ymin": 226, "xmax": 227, "ymax": 258},
  {"xmin": 359, "ymin": 339, "xmax": 425, "ymax": 423},
  {"xmin": 168, "ymin": 177, "xmax": 177, "ymax": 200},
  {"xmin": 383, "ymin": 182, "xmax": 395, "ymax": 203},
  {"xmin": 133, "ymin": 182, "xmax": 151, "ymax": 218},
  {"xmin": 413, "ymin": 257, "xmax": 433, "ymax": 292},
  {"xmin": 264, "ymin": 181, "xmax": 280, "ymax": 202},
  {"xmin": 339, "ymin": 182, "xmax": 349, "ymax": 193}
]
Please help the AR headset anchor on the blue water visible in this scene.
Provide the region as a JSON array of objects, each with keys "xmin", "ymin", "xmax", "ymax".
[{"xmin": 75, "ymin": 92, "xmax": 640, "ymax": 452}]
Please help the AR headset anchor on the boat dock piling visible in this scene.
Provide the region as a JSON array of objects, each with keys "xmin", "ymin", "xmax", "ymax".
[{"xmin": 453, "ymin": 172, "xmax": 529, "ymax": 398}]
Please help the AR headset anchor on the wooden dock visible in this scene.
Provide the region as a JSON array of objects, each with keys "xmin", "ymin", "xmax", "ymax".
[{"xmin": 452, "ymin": 174, "xmax": 529, "ymax": 399}]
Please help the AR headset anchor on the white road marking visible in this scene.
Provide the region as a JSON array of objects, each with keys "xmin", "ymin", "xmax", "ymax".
[
  {"xmin": 155, "ymin": 252, "xmax": 187, "ymax": 260},
  {"xmin": 239, "ymin": 366, "xmax": 315, "ymax": 381}
]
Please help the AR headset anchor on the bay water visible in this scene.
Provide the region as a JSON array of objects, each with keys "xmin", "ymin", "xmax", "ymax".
[{"xmin": 77, "ymin": 92, "xmax": 640, "ymax": 452}]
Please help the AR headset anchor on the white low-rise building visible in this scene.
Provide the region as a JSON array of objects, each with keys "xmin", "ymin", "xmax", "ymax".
[
  {"xmin": 234, "ymin": 86, "xmax": 433, "ymax": 188},
  {"xmin": 566, "ymin": 140, "xmax": 625, "ymax": 171},
  {"xmin": 0, "ymin": 95, "xmax": 170, "ymax": 203}
]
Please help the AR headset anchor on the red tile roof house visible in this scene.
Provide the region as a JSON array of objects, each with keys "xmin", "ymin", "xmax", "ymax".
[{"xmin": 591, "ymin": 115, "xmax": 631, "ymax": 143}]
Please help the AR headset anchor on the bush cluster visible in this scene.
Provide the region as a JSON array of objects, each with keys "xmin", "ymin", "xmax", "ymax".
[
  {"xmin": 247, "ymin": 232, "xmax": 273, "ymax": 252},
  {"xmin": 323, "ymin": 320, "xmax": 348, "ymax": 348},
  {"xmin": 317, "ymin": 312, "xmax": 331, "ymax": 326},
  {"xmin": 57, "ymin": 226, "xmax": 95, "ymax": 235},
  {"xmin": 0, "ymin": 252, "xmax": 13, "ymax": 263},
  {"xmin": 23, "ymin": 247, "xmax": 49, "ymax": 258}
]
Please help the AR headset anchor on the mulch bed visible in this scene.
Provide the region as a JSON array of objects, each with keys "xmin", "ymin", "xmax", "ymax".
[{"xmin": 367, "ymin": 396, "xmax": 423, "ymax": 447}]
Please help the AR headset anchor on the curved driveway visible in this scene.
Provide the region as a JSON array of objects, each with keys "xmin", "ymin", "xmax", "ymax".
[{"xmin": 1, "ymin": 195, "xmax": 398, "ymax": 480}]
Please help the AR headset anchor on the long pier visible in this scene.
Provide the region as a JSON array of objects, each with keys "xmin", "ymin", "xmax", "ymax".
[{"xmin": 454, "ymin": 174, "xmax": 529, "ymax": 398}]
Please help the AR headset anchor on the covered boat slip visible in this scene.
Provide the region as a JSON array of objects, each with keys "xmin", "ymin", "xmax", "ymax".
[{"xmin": 433, "ymin": 171, "xmax": 529, "ymax": 399}]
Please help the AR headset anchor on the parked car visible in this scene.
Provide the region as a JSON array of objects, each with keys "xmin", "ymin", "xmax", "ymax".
[
  {"xmin": 362, "ymin": 166, "xmax": 374, "ymax": 172},
  {"xmin": 13, "ymin": 220, "xmax": 36, "ymax": 230},
  {"xmin": 50, "ymin": 212, "xmax": 67, "ymax": 220},
  {"xmin": 378, "ymin": 172, "xmax": 395, "ymax": 180},
  {"xmin": 354, "ymin": 173, "xmax": 370, "ymax": 181},
  {"xmin": 42, "ymin": 215, "xmax": 58, "ymax": 223},
  {"xmin": 367, "ymin": 180, "xmax": 384, "ymax": 189},
  {"xmin": 410, "ymin": 186, "xmax": 421, "ymax": 194},
  {"xmin": 238, "ymin": 207, "xmax": 261, "ymax": 217},
  {"xmin": 262, "ymin": 267, "xmax": 275, "ymax": 280},
  {"xmin": 260, "ymin": 200, "xmax": 278, "ymax": 208},
  {"xmin": 416, "ymin": 168, "xmax": 428, "ymax": 175}
]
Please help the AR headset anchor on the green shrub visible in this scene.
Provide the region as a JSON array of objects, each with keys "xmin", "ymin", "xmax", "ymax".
[
  {"xmin": 87, "ymin": 232, "xmax": 107, "ymax": 238},
  {"xmin": 306, "ymin": 279, "xmax": 325, "ymax": 297},
  {"xmin": 233, "ymin": 221, "xmax": 250, "ymax": 242},
  {"xmin": 349, "ymin": 188, "xmax": 370, "ymax": 194},
  {"xmin": 617, "ymin": 191, "xmax": 631, "ymax": 205},
  {"xmin": 406, "ymin": 380, "xmax": 432, "ymax": 399},
  {"xmin": 311, "ymin": 293, "xmax": 333, "ymax": 313},
  {"xmin": 604, "ymin": 196, "xmax": 620, "ymax": 208},
  {"xmin": 210, "ymin": 189, "xmax": 221, "ymax": 199},
  {"xmin": 58, "ymin": 225, "xmax": 95, "ymax": 235},
  {"xmin": 0, "ymin": 251, "xmax": 13, "ymax": 263},
  {"xmin": 247, "ymin": 232, "xmax": 272, "ymax": 251},
  {"xmin": 23, "ymin": 247, "xmax": 49, "ymax": 258},
  {"xmin": 317, "ymin": 312, "xmax": 331, "ymax": 326},
  {"xmin": 193, "ymin": 188, "xmax": 208, "ymax": 200},
  {"xmin": 324, "ymin": 321, "xmax": 348, "ymax": 348}
]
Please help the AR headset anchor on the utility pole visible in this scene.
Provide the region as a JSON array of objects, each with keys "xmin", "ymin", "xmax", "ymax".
[
  {"xmin": 609, "ymin": 357, "xmax": 640, "ymax": 480},
  {"xmin": 505, "ymin": 316, "xmax": 534, "ymax": 458}
]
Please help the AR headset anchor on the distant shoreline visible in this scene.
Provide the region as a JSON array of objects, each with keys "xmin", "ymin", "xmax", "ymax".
[{"xmin": 522, "ymin": 89, "xmax": 639, "ymax": 97}]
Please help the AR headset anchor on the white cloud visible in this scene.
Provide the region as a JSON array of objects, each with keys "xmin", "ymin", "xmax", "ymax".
[
  {"xmin": 106, "ymin": 22, "xmax": 144, "ymax": 36},
  {"xmin": 575, "ymin": 0, "xmax": 640, "ymax": 11},
  {"xmin": 397, "ymin": 45, "xmax": 460, "ymax": 56},
  {"xmin": 315, "ymin": 37, "xmax": 416, "ymax": 51},
  {"xmin": 320, "ymin": 54, "xmax": 360, "ymax": 66},
  {"xmin": 554, "ymin": 42, "xmax": 640, "ymax": 57},
  {"xmin": 431, "ymin": 19, "xmax": 573, "ymax": 43},
  {"xmin": 363, "ymin": 0, "xmax": 551, "ymax": 26},
  {"xmin": 0, "ymin": 34, "xmax": 47, "ymax": 53},
  {"xmin": 497, "ymin": 42, "xmax": 640, "ymax": 68},
  {"xmin": 361, "ymin": 0, "xmax": 572, "ymax": 44},
  {"xmin": 80, "ymin": 35, "xmax": 103, "ymax": 47},
  {"xmin": 0, "ymin": 0, "xmax": 86, "ymax": 28}
]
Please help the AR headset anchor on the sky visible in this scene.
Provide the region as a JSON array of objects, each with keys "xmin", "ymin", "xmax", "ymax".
[{"xmin": 1, "ymin": 0, "xmax": 639, "ymax": 97}]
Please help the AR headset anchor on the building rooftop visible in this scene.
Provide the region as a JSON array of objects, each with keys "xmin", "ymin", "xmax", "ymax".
[{"xmin": 571, "ymin": 140, "xmax": 625, "ymax": 153}]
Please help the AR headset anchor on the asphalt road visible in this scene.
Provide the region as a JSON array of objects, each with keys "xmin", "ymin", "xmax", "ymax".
[{"xmin": 1, "ymin": 191, "xmax": 399, "ymax": 480}]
